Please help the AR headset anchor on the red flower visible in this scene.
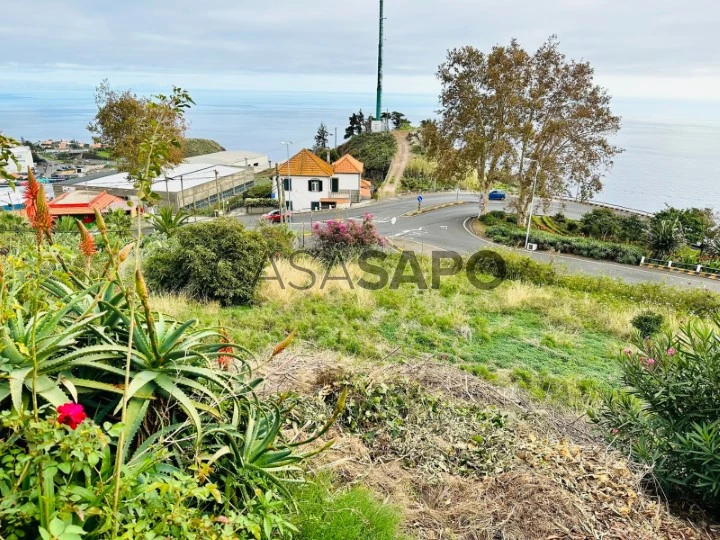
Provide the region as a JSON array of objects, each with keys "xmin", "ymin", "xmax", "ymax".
[{"xmin": 57, "ymin": 402, "xmax": 87, "ymax": 430}]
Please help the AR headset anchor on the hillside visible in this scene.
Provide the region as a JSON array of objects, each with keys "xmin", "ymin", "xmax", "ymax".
[
  {"xmin": 339, "ymin": 131, "xmax": 397, "ymax": 183},
  {"xmin": 182, "ymin": 137, "xmax": 225, "ymax": 157}
]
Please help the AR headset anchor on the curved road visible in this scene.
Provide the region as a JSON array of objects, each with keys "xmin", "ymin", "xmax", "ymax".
[{"xmin": 235, "ymin": 192, "xmax": 720, "ymax": 292}]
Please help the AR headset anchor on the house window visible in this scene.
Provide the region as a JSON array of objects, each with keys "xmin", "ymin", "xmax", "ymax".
[
  {"xmin": 283, "ymin": 178, "xmax": 292, "ymax": 191},
  {"xmin": 308, "ymin": 179, "xmax": 323, "ymax": 192},
  {"xmin": 285, "ymin": 201, "xmax": 293, "ymax": 211},
  {"xmin": 331, "ymin": 177, "xmax": 339, "ymax": 192}
]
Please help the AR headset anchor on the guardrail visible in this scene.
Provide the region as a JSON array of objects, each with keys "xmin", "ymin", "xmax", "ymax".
[
  {"xmin": 640, "ymin": 257, "xmax": 720, "ymax": 279},
  {"xmin": 558, "ymin": 196, "xmax": 654, "ymax": 217}
]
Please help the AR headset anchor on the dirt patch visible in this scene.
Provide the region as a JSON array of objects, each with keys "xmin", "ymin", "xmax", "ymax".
[
  {"xmin": 258, "ymin": 351, "xmax": 719, "ymax": 539},
  {"xmin": 378, "ymin": 131, "xmax": 411, "ymax": 198}
]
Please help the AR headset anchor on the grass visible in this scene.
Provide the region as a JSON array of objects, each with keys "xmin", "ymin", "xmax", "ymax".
[
  {"xmin": 291, "ymin": 474, "xmax": 404, "ymax": 540},
  {"xmin": 151, "ymin": 255, "xmax": 657, "ymax": 409}
]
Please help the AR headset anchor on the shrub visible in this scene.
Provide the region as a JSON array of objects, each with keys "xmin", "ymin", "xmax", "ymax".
[
  {"xmin": 631, "ymin": 310, "xmax": 664, "ymax": 337},
  {"xmin": 245, "ymin": 197, "xmax": 279, "ymax": 209},
  {"xmin": 257, "ymin": 220, "xmax": 295, "ymax": 258},
  {"xmin": 144, "ymin": 218, "xmax": 269, "ymax": 305},
  {"xmin": 340, "ymin": 132, "xmax": 397, "ymax": 182},
  {"xmin": 593, "ymin": 318, "xmax": 720, "ymax": 514},
  {"xmin": 245, "ymin": 181, "xmax": 272, "ymax": 199},
  {"xmin": 485, "ymin": 224, "xmax": 645, "ymax": 264},
  {"xmin": 311, "ymin": 213, "xmax": 385, "ymax": 264},
  {"xmin": 479, "ymin": 210, "xmax": 507, "ymax": 226}
]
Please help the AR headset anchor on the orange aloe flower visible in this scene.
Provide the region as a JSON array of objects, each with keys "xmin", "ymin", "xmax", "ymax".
[{"xmin": 76, "ymin": 220, "xmax": 98, "ymax": 259}]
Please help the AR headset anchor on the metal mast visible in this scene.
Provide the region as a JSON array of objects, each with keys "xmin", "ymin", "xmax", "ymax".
[{"xmin": 375, "ymin": 0, "xmax": 384, "ymax": 121}]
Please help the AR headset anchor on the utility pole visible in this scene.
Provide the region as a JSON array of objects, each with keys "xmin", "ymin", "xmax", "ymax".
[
  {"xmin": 334, "ymin": 127, "xmax": 338, "ymax": 149},
  {"xmin": 375, "ymin": 0, "xmax": 384, "ymax": 121},
  {"xmin": 214, "ymin": 169, "xmax": 223, "ymax": 215},
  {"xmin": 524, "ymin": 162, "xmax": 541, "ymax": 250},
  {"xmin": 274, "ymin": 163, "xmax": 286, "ymax": 224},
  {"xmin": 281, "ymin": 141, "xmax": 293, "ymax": 216},
  {"xmin": 164, "ymin": 177, "xmax": 170, "ymax": 207},
  {"xmin": 179, "ymin": 175, "xmax": 185, "ymax": 210}
]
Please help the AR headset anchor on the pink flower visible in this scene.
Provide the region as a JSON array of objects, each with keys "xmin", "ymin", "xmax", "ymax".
[
  {"xmin": 667, "ymin": 347, "xmax": 676, "ymax": 356},
  {"xmin": 57, "ymin": 403, "xmax": 87, "ymax": 430},
  {"xmin": 623, "ymin": 347, "xmax": 632, "ymax": 356},
  {"xmin": 645, "ymin": 358, "xmax": 656, "ymax": 367},
  {"xmin": 612, "ymin": 429, "xmax": 619, "ymax": 435}
]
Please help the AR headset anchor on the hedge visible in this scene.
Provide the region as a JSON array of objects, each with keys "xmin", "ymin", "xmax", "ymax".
[
  {"xmin": 485, "ymin": 224, "xmax": 646, "ymax": 265},
  {"xmin": 245, "ymin": 198, "xmax": 279, "ymax": 208}
]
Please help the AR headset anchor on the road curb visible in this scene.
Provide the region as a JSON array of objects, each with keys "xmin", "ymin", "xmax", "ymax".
[
  {"xmin": 640, "ymin": 262, "xmax": 720, "ymax": 280},
  {"xmin": 403, "ymin": 200, "xmax": 469, "ymax": 217}
]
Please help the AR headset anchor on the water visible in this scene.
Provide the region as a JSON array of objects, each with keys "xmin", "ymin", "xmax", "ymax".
[{"xmin": 1, "ymin": 87, "xmax": 718, "ymax": 213}]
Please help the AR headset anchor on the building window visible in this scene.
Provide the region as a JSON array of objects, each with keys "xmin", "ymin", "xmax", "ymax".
[
  {"xmin": 331, "ymin": 177, "xmax": 339, "ymax": 192},
  {"xmin": 283, "ymin": 178, "xmax": 292, "ymax": 191},
  {"xmin": 308, "ymin": 179, "xmax": 323, "ymax": 192},
  {"xmin": 286, "ymin": 201, "xmax": 293, "ymax": 211}
]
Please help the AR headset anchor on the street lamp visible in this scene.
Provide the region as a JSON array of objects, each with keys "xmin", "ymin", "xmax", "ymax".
[
  {"xmin": 523, "ymin": 158, "xmax": 541, "ymax": 250},
  {"xmin": 281, "ymin": 141, "xmax": 293, "ymax": 219}
]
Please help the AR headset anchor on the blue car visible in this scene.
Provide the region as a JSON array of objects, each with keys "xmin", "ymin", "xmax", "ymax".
[{"xmin": 488, "ymin": 190, "xmax": 506, "ymax": 201}]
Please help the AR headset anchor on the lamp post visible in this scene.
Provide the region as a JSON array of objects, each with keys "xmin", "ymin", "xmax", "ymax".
[
  {"xmin": 523, "ymin": 159, "xmax": 541, "ymax": 250},
  {"xmin": 281, "ymin": 141, "xmax": 293, "ymax": 220}
]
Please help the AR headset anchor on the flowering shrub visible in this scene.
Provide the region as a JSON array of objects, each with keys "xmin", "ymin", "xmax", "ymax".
[
  {"xmin": 56, "ymin": 402, "xmax": 87, "ymax": 430},
  {"xmin": 311, "ymin": 213, "xmax": 385, "ymax": 264},
  {"xmin": 593, "ymin": 317, "xmax": 720, "ymax": 514}
]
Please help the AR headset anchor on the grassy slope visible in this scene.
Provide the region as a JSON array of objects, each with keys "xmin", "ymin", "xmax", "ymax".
[
  {"xmin": 153, "ymin": 257, "xmax": 653, "ymax": 408},
  {"xmin": 182, "ymin": 138, "xmax": 225, "ymax": 157}
]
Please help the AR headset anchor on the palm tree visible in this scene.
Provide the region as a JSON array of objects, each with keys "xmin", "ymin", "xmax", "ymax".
[{"xmin": 151, "ymin": 206, "xmax": 189, "ymax": 236}]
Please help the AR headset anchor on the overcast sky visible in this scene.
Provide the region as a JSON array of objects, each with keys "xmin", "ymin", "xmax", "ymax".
[{"xmin": 2, "ymin": 0, "xmax": 719, "ymax": 100}]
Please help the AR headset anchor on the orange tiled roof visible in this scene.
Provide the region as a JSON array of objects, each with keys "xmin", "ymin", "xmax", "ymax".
[
  {"xmin": 48, "ymin": 190, "xmax": 126, "ymax": 216},
  {"xmin": 278, "ymin": 149, "xmax": 333, "ymax": 177},
  {"xmin": 333, "ymin": 154, "xmax": 364, "ymax": 175},
  {"xmin": 360, "ymin": 179, "xmax": 372, "ymax": 188}
]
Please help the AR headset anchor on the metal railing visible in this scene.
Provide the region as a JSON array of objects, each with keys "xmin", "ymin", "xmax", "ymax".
[{"xmin": 641, "ymin": 257, "xmax": 720, "ymax": 276}]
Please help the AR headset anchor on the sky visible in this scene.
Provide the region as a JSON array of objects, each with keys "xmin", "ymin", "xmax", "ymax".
[{"xmin": 2, "ymin": 0, "xmax": 720, "ymax": 103}]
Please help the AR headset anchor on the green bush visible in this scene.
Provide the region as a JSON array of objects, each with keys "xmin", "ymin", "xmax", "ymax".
[
  {"xmin": 257, "ymin": 221, "xmax": 296, "ymax": 258},
  {"xmin": 245, "ymin": 181, "xmax": 273, "ymax": 199},
  {"xmin": 144, "ymin": 218, "xmax": 269, "ymax": 305},
  {"xmin": 245, "ymin": 197, "xmax": 279, "ymax": 209},
  {"xmin": 593, "ymin": 318, "xmax": 720, "ymax": 514},
  {"xmin": 485, "ymin": 224, "xmax": 646, "ymax": 264},
  {"xmin": 631, "ymin": 310, "xmax": 664, "ymax": 337}
]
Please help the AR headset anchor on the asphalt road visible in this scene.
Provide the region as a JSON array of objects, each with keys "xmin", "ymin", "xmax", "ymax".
[{"xmin": 235, "ymin": 193, "xmax": 720, "ymax": 292}]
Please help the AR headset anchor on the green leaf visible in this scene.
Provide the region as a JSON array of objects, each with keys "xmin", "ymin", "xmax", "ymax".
[{"xmin": 9, "ymin": 367, "xmax": 32, "ymax": 411}]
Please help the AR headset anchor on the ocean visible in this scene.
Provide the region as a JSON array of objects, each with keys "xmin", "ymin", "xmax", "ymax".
[{"xmin": 1, "ymin": 87, "xmax": 718, "ymax": 213}]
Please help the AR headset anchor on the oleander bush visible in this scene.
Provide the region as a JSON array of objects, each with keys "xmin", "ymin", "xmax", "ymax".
[
  {"xmin": 594, "ymin": 318, "xmax": 720, "ymax": 515},
  {"xmin": 311, "ymin": 213, "xmax": 385, "ymax": 265}
]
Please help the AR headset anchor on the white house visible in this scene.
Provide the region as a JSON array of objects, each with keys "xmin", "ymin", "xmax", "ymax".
[{"xmin": 272, "ymin": 149, "xmax": 369, "ymax": 212}]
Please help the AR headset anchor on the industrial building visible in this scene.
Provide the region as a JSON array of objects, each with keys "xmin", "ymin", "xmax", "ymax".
[
  {"xmin": 65, "ymin": 163, "xmax": 255, "ymax": 210},
  {"xmin": 185, "ymin": 150, "xmax": 270, "ymax": 172}
]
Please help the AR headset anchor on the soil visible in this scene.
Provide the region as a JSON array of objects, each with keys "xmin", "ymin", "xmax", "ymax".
[
  {"xmin": 378, "ymin": 131, "xmax": 411, "ymax": 198},
  {"xmin": 257, "ymin": 350, "xmax": 720, "ymax": 539}
]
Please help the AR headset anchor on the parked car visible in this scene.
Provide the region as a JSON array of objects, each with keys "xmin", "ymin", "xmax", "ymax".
[
  {"xmin": 261, "ymin": 209, "xmax": 291, "ymax": 223},
  {"xmin": 488, "ymin": 190, "xmax": 506, "ymax": 201}
]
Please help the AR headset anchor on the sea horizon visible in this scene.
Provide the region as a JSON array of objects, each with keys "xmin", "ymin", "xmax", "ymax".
[{"xmin": 1, "ymin": 87, "xmax": 719, "ymax": 214}]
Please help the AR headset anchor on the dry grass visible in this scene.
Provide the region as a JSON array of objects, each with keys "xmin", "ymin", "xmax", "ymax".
[
  {"xmin": 261, "ymin": 351, "xmax": 719, "ymax": 540},
  {"xmin": 257, "ymin": 257, "xmax": 376, "ymax": 309}
]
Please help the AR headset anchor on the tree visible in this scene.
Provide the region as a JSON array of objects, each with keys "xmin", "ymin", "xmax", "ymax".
[
  {"xmin": 425, "ymin": 38, "xmax": 622, "ymax": 221},
  {"xmin": 390, "ymin": 111, "xmax": 410, "ymax": 130},
  {"xmin": 648, "ymin": 216, "xmax": 684, "ymax": 258},
  {"xmin": 344, "ymin": 109, "xmax": 366, "ymax": 139},
  {"xmin": 88, "ymin": 80, "xmax": 189, "ymax": 173},
  {"xmin": 580, "ymin": 208, "xmax": 622, "ymax": 241},
  {"xmin": 654, "ymin": 207, "xmax": 716, "ymax": 246},
  {"xmin": 0, "ymin": 133, "xmax": 20, "ymax": 183},
  {"xmin": 511, "ymin": 38, "xmax": 622, "ymax": 225},
  {"xmin": 423, "ymin": 42, "xmax": 527, "ymax": 211},
  {"xmin": 314, "ymin": 122, "xmax": 330, "ymax": 151}
]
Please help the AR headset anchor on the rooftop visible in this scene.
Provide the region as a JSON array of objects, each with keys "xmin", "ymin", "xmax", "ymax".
[
  {"xmin": 333, "ymin": 154, "xmax": 364, "ymax": 175},
  {"xmin": 278, "ymin": 149, "xmax": 334, "ymax": 177},
  {"xmin": 186, "ymin": 150, "xmax": 268, "ymax": 167},
  {"xmin": 48, "ymin": 190, "xmax": 127, "ymax": 215},
  {"xmin": 74, "ymin": 164, "xmax": 245, "ymax": 193}
]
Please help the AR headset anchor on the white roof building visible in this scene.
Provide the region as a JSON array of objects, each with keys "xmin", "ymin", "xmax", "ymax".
[
  {"xmin": 185, "ymin": 150, "xmax": 270, "ymax": 172},
  {"xmin": 70, "ymin": 163, "xmax": 254, "ymax": 210}
]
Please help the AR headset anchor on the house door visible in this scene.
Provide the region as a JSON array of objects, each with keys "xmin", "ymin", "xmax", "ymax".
[{"xmin": 311, "ymin": 201, "xmax": 320, "ymax": 211}]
